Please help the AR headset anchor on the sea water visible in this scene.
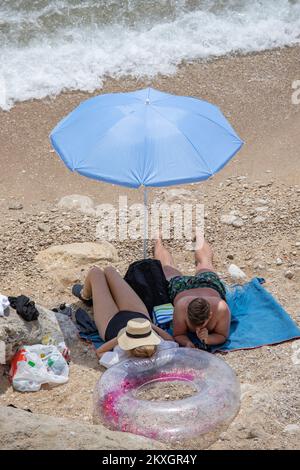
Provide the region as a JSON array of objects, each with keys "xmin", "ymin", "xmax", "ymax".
[{"xmin": 0, "ymin": 0, "xmax": 300, "ymax": 110}]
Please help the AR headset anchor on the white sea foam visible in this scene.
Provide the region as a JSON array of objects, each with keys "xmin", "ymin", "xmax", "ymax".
[{"xmin": 0, "ymin": 0, "xmax": 299, "ymax": 110}]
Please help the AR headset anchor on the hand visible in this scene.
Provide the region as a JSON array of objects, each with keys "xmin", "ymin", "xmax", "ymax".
[
  {"xmin": 196, "ymin": 327, "xmax": 209, "ymax": 343},
  {"xmin": 96, "ymin": 349, "xmax": 105, "ymax": 359},
  {"xmin": 185, "ymin": 341, "xmax": 196, "ymax": 349}
]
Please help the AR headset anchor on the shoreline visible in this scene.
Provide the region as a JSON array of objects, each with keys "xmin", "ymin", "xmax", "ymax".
[
  {"xmin": 1, "ymin": 44, "xmax": 299, "ymax": 208},
  {"xmin": 0, "ymin": 43, "xmax": 300, "ymax": 450},
  {"xmin": 2, "ymin": 43, "xmax": 300, "ymax": 112}
]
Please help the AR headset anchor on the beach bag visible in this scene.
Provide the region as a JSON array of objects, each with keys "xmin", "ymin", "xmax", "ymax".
[{"xmin": 124, "ymin": 259, "xmax": 170, "ymax": 316}]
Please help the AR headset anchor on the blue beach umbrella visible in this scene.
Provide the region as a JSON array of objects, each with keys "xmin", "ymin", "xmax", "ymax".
[{"xmin": 50, "ymin": 87, "xmax": 243, "ymax": 255}]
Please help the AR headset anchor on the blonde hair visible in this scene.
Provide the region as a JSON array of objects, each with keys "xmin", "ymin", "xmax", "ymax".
[{"xmin": 130, "ymin": 345, "xmax": 157, "ymax": 358}]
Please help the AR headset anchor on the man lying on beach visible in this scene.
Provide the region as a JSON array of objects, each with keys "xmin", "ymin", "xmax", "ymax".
[{"xmin": 154, "ymin": 234, "xmax": 230, "ymax": 347}]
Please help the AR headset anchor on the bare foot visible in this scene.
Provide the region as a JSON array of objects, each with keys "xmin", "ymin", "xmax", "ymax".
[
  {"xmin": 195, "ymin": 230, "xmax": 205, "ymax": 251},
  {"xmin": 153, "ymin": 233, "xmax": 164, "ymax": 254}
]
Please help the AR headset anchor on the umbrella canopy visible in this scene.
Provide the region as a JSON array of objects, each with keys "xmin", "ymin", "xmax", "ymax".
[{"xmin": 50, "ymin": 87, "xmax": 243, "ymax": 188}]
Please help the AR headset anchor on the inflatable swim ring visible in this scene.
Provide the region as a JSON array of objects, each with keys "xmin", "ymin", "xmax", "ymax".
[{"xmin": 93, "ymin": 347, "xmax": 240, "ymax": 448}]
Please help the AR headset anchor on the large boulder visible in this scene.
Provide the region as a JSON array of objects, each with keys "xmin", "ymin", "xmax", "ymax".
[
  {"xmin": 0, "ymin": 406, "xmax": 165, "ymax": 450},
  {"xmin": 57, "ymin": 194, "xmax": 96, "ymax": 216},
  {"xmin": 0, "ymin": 305, "xmax": 65, "ymax": 365},
  {"xmin": 35, "ymin": 241, "xmax": 118, "ymax": 285}
]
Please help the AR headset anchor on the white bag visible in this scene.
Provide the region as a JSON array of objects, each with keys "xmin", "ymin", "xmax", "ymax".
[{"xmin": 10, "ymin": 344, "xmax": 69, "ymax": 392}]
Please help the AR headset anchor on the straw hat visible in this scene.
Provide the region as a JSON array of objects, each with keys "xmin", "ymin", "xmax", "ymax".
[{"xmin": 117, "ymin": 318, "xmax": 161, "ymax": 351}]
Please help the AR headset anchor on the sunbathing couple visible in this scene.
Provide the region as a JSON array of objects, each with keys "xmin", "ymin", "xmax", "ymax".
[{"xmin": 73, "ymin": 236, "xmax": 230, "ymax": 359}]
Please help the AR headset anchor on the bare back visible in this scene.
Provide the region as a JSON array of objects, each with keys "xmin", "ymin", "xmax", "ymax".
[{"xmin": 173, "ymin": 288, "xmax": 231, "ymax": 346}]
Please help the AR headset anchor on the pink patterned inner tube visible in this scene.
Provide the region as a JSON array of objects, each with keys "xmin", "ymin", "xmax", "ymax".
[{"xmin": 93, "ymin": 348, "xmax": 240, "ymax": 448}]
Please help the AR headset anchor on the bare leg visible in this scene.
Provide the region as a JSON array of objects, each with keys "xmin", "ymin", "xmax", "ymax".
[
  {"xmin": 81, "ymin": 267, "xmax": 118, "ymax": 340},
  {"xmin": 195, "ymin": 236, "xmax": 215, "ymax": 273},
  {"xmin": 104, "ymin": 266, "xmax": 149, "ymax": 316},
  {"xmin": 154, "ymin": 237, "xmax": 182, "ymax": 280}
]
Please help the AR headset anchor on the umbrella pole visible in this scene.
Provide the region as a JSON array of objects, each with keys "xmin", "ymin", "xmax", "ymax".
[{"xmin": 143, "ymin": 188, "xmax": 148, "ymax": 259}]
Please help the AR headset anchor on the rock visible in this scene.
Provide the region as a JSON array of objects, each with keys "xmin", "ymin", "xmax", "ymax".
[
  {"xmin": 245, "ymin": 429, "xmax": 266, "ymax": 440},
  {"xmin": 36, "ymin": 241, "xmax": 118, "ymax": 269},
  {"xmin": 219, "ymin": 432, "xmax": 230, "ymax": 441},
  {"xmin": 54, "ymin": 312, "xmax": 79, "ymax": 346},
  {"xmin": 162, "ymin": 188, "xmax": 193, "ymax": 203},
  {"xmin": 256, "ymin": 199, "xmax": 269, "ymax": 205},
  {"xmin": 228, "ymin": 264, "xmax": 247, "ymax": 281},
  {"xmin": 38, "ymin": 223, "xmax": 50, "ymax": 233},
  {"xmin": 57, "ymin": 195, "xmax": 96, "ymax": 216},
  {"xmin": 227, "ymin": 254, "xmax": 234, "ymax": 260},
  {"xmin": 8, "ymin": 202, "xmax": 23, "ymax": 210},
  {"xmin": 275, "ymin": 258, "xmax": 283, "ymax": 265},
  {"xmin": 0, "ymin": 305, "xmax": 65, "ymax": 364},
  {"xmin": 0, "ymin": 406, "xmax": 164, "ymax": 450},
  {"xmin": 221, "ymin": 214, "xmax": 237, "ymax": 225},
  {"xmin": 258, "ymin": 182, "xmax": 273, "ymax": 188},
  {"xmin": 232, "ymin": 218, "xmax": 244, "ymax": 228},
  {"xmin": 253, "ymin": 216, "xmax": 266, "ymax": 224},
  {"xmin": 255, "ymin": 206, "xmax": 268, "ymax": 212},
  {"xmin": 283, "ymin": 424, "xmax": 300, "ymax": 435},
  {"xmin": 0, "ymin": 340, "xmax": 5, "ymax": 364},
  {"xmin": 35, "ymin": 242, "xmax": 118, "ymax": 285},
  {"xmin": 253, "ymin": 263, "xmax": 265, "ymax": 271},
  {"xmin": 284, "ymin": 270, "xmax": 294, "ymax": 280}
]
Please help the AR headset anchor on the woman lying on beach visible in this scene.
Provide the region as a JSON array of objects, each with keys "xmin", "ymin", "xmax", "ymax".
[{"xmin": 72, "ymin": 266, "xmax": 174, "ymax": 359}]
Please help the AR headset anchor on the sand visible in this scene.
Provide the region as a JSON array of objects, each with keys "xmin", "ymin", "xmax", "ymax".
[
  {"xmin": 134, "ymin": 380, "xmax": 197, "ymax": 402},
  {"xmin": 0, "ymin": 45, "xmax": 299, "ymax": 450}
]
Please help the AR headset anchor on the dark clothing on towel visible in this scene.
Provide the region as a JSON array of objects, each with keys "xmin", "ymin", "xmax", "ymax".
[
  {"xmin": 75, "ymin": 308, "xmax": 98, "ymax": 335},
  {"xmin": 8, "ymin": 295, "xmax": 39, "ymax": 322},
  {"xmin": 105, "ymin": 310, "xmax": 149, "ymax": 341},
  {"xmin": 124, "ymin": 259, "xmax": 170, "ymax": 315}
]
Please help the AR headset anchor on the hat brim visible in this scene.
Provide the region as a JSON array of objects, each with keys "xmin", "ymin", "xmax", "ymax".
[{"xmin": 117, "ymin": 327, "xmax": 161, "ymax": 351}]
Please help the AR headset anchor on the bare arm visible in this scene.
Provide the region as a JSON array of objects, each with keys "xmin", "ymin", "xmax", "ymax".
[
  {"xmin": 152, "ymin": 324, "xmax": 174, "ymax": 341},
  {"xmin": 96, "ymin": 337, "xmax": 118, "ymax": 358},
  {"xmin": 206, "ymin": 302, "xmax": 231, "ymax": 346},
  {"xmin": 173, "ymin": 304, "xmax": 195, "ymax": 348}
]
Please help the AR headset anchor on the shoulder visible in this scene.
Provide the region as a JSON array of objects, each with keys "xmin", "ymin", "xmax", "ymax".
[
  {"xmin": 174, "ymin": 297, "xmax": 187, "ymax": 313},
  {"xmin": 217, "ymin": 300, "xmax": 230, "ymax": 317},
  {"xmin": 173, "ymin": 302, "xmax": 186, "ymax": 321}
]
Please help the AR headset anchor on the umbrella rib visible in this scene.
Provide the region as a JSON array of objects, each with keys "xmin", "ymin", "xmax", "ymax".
[
  {"xmin": 179, "ymin": 108, "xmax": 242, "ymax": 142},
  {"xmin": 150, "ymin": 105, "xmax": 214, "ymax": 176},
  {"xmin": 152, "ymin": 96, "xmax": 242, "ymax": 142}
]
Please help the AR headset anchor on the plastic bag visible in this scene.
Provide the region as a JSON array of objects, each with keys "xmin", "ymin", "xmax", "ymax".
[
  {"xmin": 10, "ymin": 344, "xmax": 69, "ymax": 392},
  {"xmin": 54, "ymin": 312, "xmax": 79, "ymax": 346}
]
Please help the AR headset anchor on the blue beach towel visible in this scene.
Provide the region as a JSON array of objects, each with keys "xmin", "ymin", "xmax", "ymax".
[
  {"xmin": 213, "ymin": 277, "xmax": 300, "ymax": 352},
  {"xmin": 77, "ymin": 278, "xmax": 300, "ymax": 353},
  {"xmin": 153, "ymin": 277, "xmax": 300, "ymax": 353},
  {"xmin": 78, "ymin": 331, "xmax": 104, "ymax": 350}
]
